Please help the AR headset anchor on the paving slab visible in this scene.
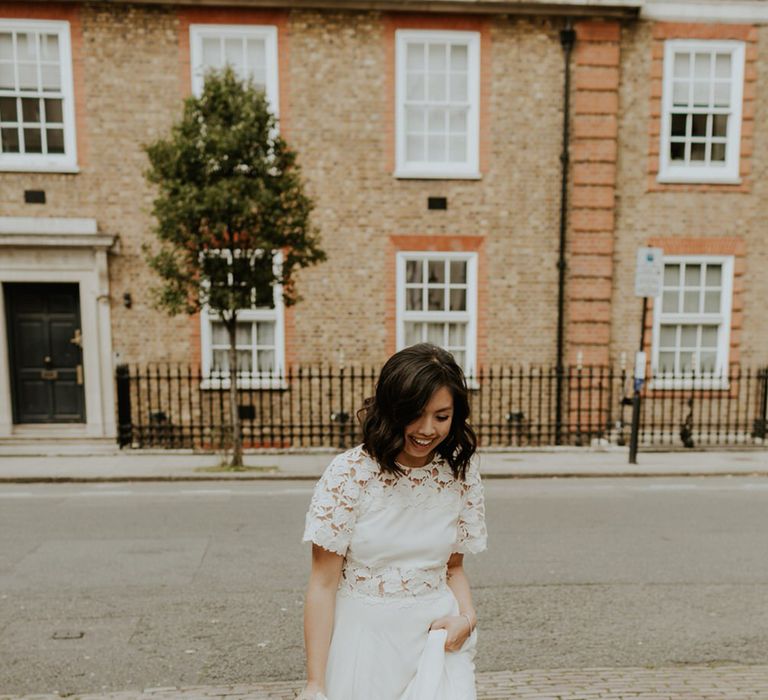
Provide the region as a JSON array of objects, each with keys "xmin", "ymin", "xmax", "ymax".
[{"xmin": 2, "ymin": 665, "xmax": 768, "ymax": 699}]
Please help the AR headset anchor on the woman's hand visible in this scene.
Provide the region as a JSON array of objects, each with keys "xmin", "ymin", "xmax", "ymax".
[
  {"xmin": 429, "ymin": 614, "xmax": 473, "ymax": 652},
  {"xmin": 296, "ymin": 681, "xmax": 326, "ymax": 700}
]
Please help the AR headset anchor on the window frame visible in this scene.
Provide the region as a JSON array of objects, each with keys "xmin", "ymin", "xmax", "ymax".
[
  {"xmin": 394, "ymin": 29, "xmax": 481, "ymax": 180},
  {"xmin": 658, "ymin": 39, "xmax": 745, "ymax": 184},
  {"xmin": 199, "ymin": 249, "xmax": 286, "ymax": 390},
  {"xmin": 189, "ymin": 23, "xmax": 279, "ymax": 116},
  {"xmin": 395, "ymin": 250, "xmax": 478, "ymax": 379},
  {"xmin": 650, "ymin": 254, "xmax": 734, "ymax": 390},
  {"xmin": 0, "ymin": 19, "xmax": 78, "ymax": 173}
]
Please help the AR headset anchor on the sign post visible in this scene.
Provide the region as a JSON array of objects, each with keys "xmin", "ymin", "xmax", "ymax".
[{"xmin": 629, "ymin": 247, "xmax": 663, "ymax": 464}]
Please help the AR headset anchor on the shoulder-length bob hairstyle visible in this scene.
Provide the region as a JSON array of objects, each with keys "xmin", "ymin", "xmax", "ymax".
[{"xmin": 357, "ymin": 343, "xmax": 477, "ymax": 481}]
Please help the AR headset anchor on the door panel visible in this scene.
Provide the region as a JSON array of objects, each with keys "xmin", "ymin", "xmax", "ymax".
[{"xmin": 5, "ymin": 283, "xmax": 86, "ymax": 423}]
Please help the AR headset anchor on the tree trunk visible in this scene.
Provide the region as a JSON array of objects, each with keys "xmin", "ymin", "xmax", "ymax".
[{"xmin": 227, "ymin": 320, "xmax": 243, "ymax": 467}]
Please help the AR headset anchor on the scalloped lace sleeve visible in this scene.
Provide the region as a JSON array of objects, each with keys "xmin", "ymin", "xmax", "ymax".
[
  {"xmin": 302, "ymin": 453, "xmax": 366, "ymax": 556},
  {"xmin": 454, "ymin": 457, "xmax": 488, "ymax": 554}
]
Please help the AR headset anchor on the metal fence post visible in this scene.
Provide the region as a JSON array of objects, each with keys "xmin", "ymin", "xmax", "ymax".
[{"xmin": 116, "ymin": 364, "xmax": 132, "ymax": 448}]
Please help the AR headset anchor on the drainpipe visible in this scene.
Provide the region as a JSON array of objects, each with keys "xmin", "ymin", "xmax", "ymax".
[{"xmin": 555, "ymin": 22, "xmax": 575, "ymax": 446}]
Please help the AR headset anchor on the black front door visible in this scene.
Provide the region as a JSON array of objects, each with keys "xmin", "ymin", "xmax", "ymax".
[{"xmin": 5, "ymin": 283, "xmax": 86, "ymax": 423}]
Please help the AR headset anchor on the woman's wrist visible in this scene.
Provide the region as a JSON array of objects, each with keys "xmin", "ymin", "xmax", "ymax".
[{"xmin": 458, "ymin": 611, "xmax": 476, "ymax": 633}]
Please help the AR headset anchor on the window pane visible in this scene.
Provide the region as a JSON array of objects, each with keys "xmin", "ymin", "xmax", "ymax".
[
  {"xmin": 683, "ymin": 291, "xmax": 700, "ymax": 313},
  {"xmin": 705, "ymin": 265, "xmax": 722, "ymax": 286},
  {"xmin": 405, "ymin": 106, "xmax": 425, "ymax": 133},
  {"xmin": 44, "ymin": 98, "xmax": 63, "ymax": 122},
  {"xmin": 448, "ymin": 135, "xmax": 466, "ymax": 162},
  {"xmin": 692, "ymin": 81, "xmax": 709, "ymax": 107},
  {"xmin": 684, "ymin": 265, "xmax": 701, "ymax": 287},
  {"xmin": 662, "ymin": 290, "xmax": 679, "ymax": 313},
  {"xmin": 449, "ymin": 73, "xmax": 467, "ymax": 102},
  {"xmin": 212, "ymin": 349, "xmax": 228, "ymax": 372},
  {"xmin": 451, "ymin": 350, "xmax": 465, "ymax": 369},
  {"xmin": 404, "ymin": 322, "xmax": 422, "ymax": 346},
  {"xmin": 711, "ymin": 142, "xmax": 726, "ymax": 162},
  {"xmin": 693, "ymin": 53, "xmax": 710, "ymax": 79},
  {"xmin": 427, "ymin": 72, "xmax": 447, "ymax": 101},
  {"xmin": 235, "ymin": 323, "xmax": 251, "ymax": 345},
  {"xmin": 202, "ymin": 37, "xmax": 221, "ymax": 68},
  {"xmin": 1, "ymin": 126, "xmax": 19, "ymax": 152},
  {"xmin": 427, "ymin": 107, "xmax": 445, "ymax": 132},
  {"xmin": 448, "ymin": 108, "xmax": 466, "ymax": 134},
  {"xmin": 712, "ymin": 114, "xmax": 727, "ymax": 137},
  {"xmin": 246, "ymin": 39, "xmax": 265, "ymax": 70},
  {"xmin": 703, "ymin": 291, "xmax": 720, "ymax": 313},
  {"xmin": 427, "ymin": 260, "xmax": 445, "ymax": 283},
  {"xmin": 224, "ymin": 37, "xmax": 244, "ymax": 72},
  {"xmin": 257, "ymin": 350, "xmax": 275, "ymax": 373},
  {"xmin": 406, "ymin": 287, "xmax": 422, "ymax": 311},
  {"xmin": 714, "ymin": 53, "xmax": 730, "ymax": 78},
  {"xmin": 701, "ymin": 326, "xmax": 718, "ymax": 348},
  {"xmin": 41, "ymin": 33, "xmax": 59, "ymax": 61},
  {"xmin": 673, "ymin": 52, "xmax": 690, "ymax": 78},
  {"xmin": 672, "ymin": 81, "xmax": 688, "ymax": 106},
  {"xmin": 236, "ymin": 350, "xmax": 251, "ymax": 372},
  {"xmin": 713, "ymin": 81, "xmax": 730, "ymax": 107},
  {"xmin": 670, "ymin": 113, "xmax": 687, "ymax": 137},
  {"xmin": 670, "ymin": 141, "xmax": 685, "ymax": 161},
  {"xmin": 691, "ymin": 113, "xmax": 707, "ymax": 137},
  {"xmin": 664, "ymin": 264, "xmax": 680, "ymax": 286},
  {"xmin": 448, "ymin": 322, "xmax": 466, "ymax": 346},
  {"xmin": 449, "ymin": 288, "xmax": 466, "ymax": 311},
  {"xmin": 406, "ymin": 259, "xmax": 422, "ymax": 283},
  {"xmin": 17, "ymin": 32, "xmax": 37, "ymax": 60},
  {"xmin": 428, "ymin": 43, "xmax": 447, "ymax": 71},
  {"xmin": 699, "ymin": 351, "xmax": 717, "ymax": 373},
  {"xmin": 679, "ymin": 351, "xmax": 694, "ymax": 373},
  {"xmin": 46, "ymin": 128, "xmax": 64, "ymax": 153},
  {"xmin": 41, "ymin": 63, "xmax": 60, "ymax": 91},
  {"xmin": 0, "ymin": 96, "xmax": 16, "ymax": 121},
  {"xmin": 406, "ymin": 73, "xmax": 425, "ymax": 100},
  {"xmin": 0, "ymin": 62, "xmax": 14, "ymax": 90},
  {"xmin": 690, "ymin": 142, "xmax": 705, "ymax": 161},
  {"xmin": 21, "ymin": 97, "xmax": 40, "ymax": 122},
  {"xmin": 212, "ymin": 322, "xmax": 228, "ymax": 345},
  {"xmin": 23, "ymin": 127, "xmax": 42, "ymax": 153},
  {"xmin": 449, "ymin": 260, "xmax": 466, "ymax": 284},
  {"xmin": 427, "ymin": 288, "xmax": 444, "ymax": 311},
  {"xmin": 405, "ymin": 134, "xmax": 424, "ymax": 161},
  {"xmin": 658, "ymin": 352, "xmax": 676, "ymax": 374},
  {"xmin": 18, "ymin": 62, "xmax": 37, "ymax": 90},
  {"xmin": 450, "ymin": 44, "xmax": 467, "ymax": 71},
  {"xmin": 680, "ymin": 325, "xmax": 697, "ymax": 348},
  {"xmin": 0, "ymin": 33, "xmax": 12, "ymax": 60},
  {"xmin": 406, "ymin": 43, "xmax": 425, "ymax": 70},
  {"xmin": 427, "ymin": 134, "xmax": 445, "ymax": 161},
  {"xmin": 257, "ymin": 321, "xmax": 275, "ymax": 346},
  {"xmin": 659, "ymin": 325, "xmax": 677, "ymax": 347},
  {"xmin": 426, "ymin": 322, "xmax": 444, "ymax": 345}
]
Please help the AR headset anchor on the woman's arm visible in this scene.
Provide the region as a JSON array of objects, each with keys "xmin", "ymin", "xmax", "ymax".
[
  {"xmin": 430, "ymin": 552, "xmax": 477, "ymax": 652},
  {"xmin": 300, "ymin": 544, "xmax": 344, "ymax": 697}
]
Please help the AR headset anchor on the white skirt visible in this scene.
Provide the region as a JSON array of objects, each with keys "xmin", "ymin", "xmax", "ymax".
[{"xmin": 324, "ymin": 587, "xmax": 478, "ymax": 700}]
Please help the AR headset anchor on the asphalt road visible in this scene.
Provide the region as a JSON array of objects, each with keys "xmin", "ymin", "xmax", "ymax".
[{"xmin": 1, "ymin": 477, "xmax": 767, "ymax": 695}]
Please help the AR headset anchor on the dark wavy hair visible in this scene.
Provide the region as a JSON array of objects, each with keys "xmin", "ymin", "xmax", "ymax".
[{"xmin": 357, "ymin": 343, "xmax": 477, "ymax": 481}]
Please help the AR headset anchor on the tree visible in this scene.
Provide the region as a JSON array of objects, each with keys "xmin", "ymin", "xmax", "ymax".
[{"xmin": 144, "ymin": 67, "xmax": 326, "ymax": 466}]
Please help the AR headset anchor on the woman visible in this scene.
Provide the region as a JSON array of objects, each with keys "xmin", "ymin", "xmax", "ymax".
[{"xmin": 298, "ymin": 343, "xmax": 488, "ymax": 700}]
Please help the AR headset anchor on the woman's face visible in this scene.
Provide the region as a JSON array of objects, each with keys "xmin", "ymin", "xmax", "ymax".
[{"xmin": 397, "ymin": 385, "xmax": 454, "ymax": 467}]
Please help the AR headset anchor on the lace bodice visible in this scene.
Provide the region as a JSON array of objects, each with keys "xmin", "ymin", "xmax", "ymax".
[{"xmin": 302, "ymin": 445, "xmax": 487, "ymax": 598}]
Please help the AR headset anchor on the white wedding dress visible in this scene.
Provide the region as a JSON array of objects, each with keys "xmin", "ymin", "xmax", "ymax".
[{"xmin": 302, "ymin": 444, "xmax": 487, "ymax": 700}]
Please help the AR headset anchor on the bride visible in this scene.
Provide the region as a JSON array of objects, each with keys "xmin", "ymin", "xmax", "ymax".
[{"xmin": 298, "ymin": 343, "xmax": 487, "ymax": 699}]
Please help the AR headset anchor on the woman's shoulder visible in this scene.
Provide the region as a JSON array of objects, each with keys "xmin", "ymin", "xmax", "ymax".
[{"xmin": 322, "ymin": 444, "xmax": 380, "ymax": 483}]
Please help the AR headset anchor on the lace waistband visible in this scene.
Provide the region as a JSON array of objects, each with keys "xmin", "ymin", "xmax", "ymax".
[{"xmin": 339, "ymin": 560, "xmax": 447, "ymax": 598}]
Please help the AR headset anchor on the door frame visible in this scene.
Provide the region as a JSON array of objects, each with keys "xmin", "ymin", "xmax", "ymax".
[{"xmin": 0, "ymin": 223, "xmax": 116, "ymax": 439}]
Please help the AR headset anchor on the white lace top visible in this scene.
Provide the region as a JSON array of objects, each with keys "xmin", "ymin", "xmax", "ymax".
[{"xmin": 302, "ymin": 444, "xmax": 487, "ymax": 599}]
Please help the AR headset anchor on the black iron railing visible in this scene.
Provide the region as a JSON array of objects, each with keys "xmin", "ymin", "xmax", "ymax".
[{"xmin": 115, "ymin": 364, "xmax": 768, "ymax": 450}]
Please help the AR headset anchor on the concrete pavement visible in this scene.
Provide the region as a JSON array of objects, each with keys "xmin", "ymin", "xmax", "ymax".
[
  {"xmin": 0, "ymin": 446, "xmax": 766, "ymax": 482},
  {"xmin": 2, "ymin": 665, "xmax": 768, "ymax": 699}
]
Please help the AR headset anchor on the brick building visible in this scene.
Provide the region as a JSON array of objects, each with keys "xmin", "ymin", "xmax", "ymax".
[{"xmin": 0, "ymin": 0, "xmax": 766, "ymax": 448}]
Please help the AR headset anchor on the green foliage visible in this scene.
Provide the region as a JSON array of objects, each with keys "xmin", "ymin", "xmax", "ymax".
[{"xmin": 143, "ymin": 66, "xmax": 325, "ymax": 318}]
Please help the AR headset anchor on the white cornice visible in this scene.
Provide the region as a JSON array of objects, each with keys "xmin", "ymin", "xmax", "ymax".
[
  {"xmin": 642, "ymin": 1, "xmax": 768, "ymax": 23},
  {"xmin": 0, "ymin": 217, "xmax": 98, "ymax": 235}
]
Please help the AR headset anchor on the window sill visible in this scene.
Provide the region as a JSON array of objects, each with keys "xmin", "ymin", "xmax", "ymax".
[
  {"xmin": 200, "ymin": 377, "xmax": 288, "ymax": 391},
  {"xmin": 648, "ymin": 376, "xmax": 730, "ymax": 391},
  {"xmin": 393, "ymin": 169, "xmax": 482, "ymax": 181},
  {"xmin": 656, "ymin": 171, "xmax": 742, "ymax": 185},
  {"xmin": 0, "ymin": 162, "xmax": 80, "ymax": 174}
]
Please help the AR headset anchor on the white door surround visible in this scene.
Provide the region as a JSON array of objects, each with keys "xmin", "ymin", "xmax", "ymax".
[{"xmin": 0, "ymin": 217, "xmax": 117, "ymax": 441}]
